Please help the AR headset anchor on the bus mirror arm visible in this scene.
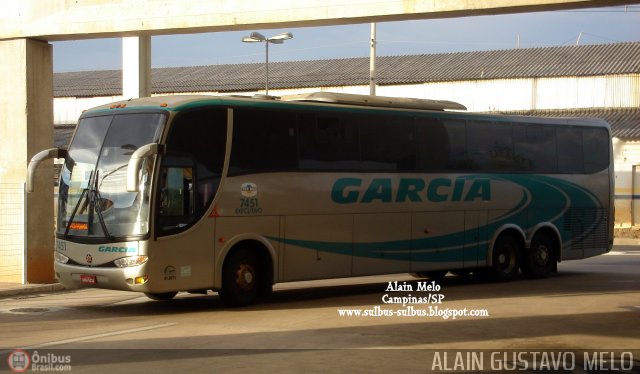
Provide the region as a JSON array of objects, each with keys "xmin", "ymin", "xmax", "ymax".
[
  {"xmin": 27, "ymin": 148, "xmax": 68, "ymax": 193},
  {"xmin": 127, "ymin": 143, "xmax": 164, "ymax": 192}
]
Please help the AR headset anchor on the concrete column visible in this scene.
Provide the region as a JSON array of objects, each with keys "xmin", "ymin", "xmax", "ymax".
[
  {"xmin": 122, "ymin": 36, "xmax": 151, "ymax": 98},
  {"xmin": 0, "ymin": 39, "xmax": 54, "ymax": 283}
]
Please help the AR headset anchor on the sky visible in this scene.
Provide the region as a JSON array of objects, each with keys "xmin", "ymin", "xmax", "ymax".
[{"xmin": 52, "ymin": 5, "xmax": 640, "ymax": 73}]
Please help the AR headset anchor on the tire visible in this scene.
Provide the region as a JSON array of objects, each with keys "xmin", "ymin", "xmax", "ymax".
[
  {"xmin": 218, "ymin": 248, "xmax": 260, "ymax": 307},
  {"xmin": 410, "ymin": 270, "xmax": 448, "ymax": 280},
  {"xmin": 491, "ymin": 234, "xmax": 521, "ymax": 282},
  {"xmin": 450, "ymin": 269, "xmax": 473, "ymax": 277},
  {"xmin": 144, "ymin": 292, "xmax": 177, "ymax": 301},
  {"xmin": 522, "ymin": 233, "xmax": 555, "ymax": 279}
]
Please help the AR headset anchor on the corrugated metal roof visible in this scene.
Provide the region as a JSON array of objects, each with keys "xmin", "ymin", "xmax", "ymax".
[
  {"xmin": 499, "ymin": 107, "xmax": 640, "ymax": 139},
  {"xmin": 54, "ymin": 70, "xmax": 122, "ymax": 97},
  {"xmin": 54, "ymin": 42, "xmax": 640, "ymax": 97}
]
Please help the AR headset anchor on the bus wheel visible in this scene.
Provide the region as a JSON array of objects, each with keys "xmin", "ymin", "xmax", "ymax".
[
  {"xmin": 522, "ymin": 233, "xmax": 555, "ymax": 279},
  {"xmin": 144, "ymin": 292, "xmax": 177, "ymax": 301},
  {"xmin": 410, "ymin": 270, "xmax": 448, "ymax": 280},
  {"xmin": 219, "ymin": 249, "xmax": 259, "ymax": 307},
  {"xmin": 491, "ymin": 234, "xmax": 521, "ymax": 282},
  {"xmin": 450, "ymin": 269, "xmax": 473, "ymax": 277}
]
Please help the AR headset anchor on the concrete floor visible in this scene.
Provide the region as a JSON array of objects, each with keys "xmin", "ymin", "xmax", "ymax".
[{"xmin": 0, "ymin": 246, "xmax": 639, "ymax": 373}]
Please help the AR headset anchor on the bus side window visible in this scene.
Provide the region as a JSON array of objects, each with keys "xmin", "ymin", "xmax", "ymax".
[
  {"xmin": 158, "ymin": 107, "xmax": 227, "ymax": 235},
  {"xmin": 415, "ymin": 118, "xmax": 450, "ymax": 171},
  {"xmin": 159, "ymin": 166, "xmax": 194, "ymax": 230}
]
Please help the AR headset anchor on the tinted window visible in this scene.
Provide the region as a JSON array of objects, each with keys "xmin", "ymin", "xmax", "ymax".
[
  {"xmin": 160, "ymin": 108, "xmax": 226, "ymax": 233},
  {"xmin": 299, "ymin": 113, "xmax": 359, "ymax": 170},
  {"xmin": 360, "ymin": 116, "xmax": 415, "ymax": 171},
  {"xmin": 229, "ymin": 109, "xmax": 298, "ymax": 175},
  {"xmin": 443, "ymin": 119, "xmax": 468, "ymax": 170},
  {"xmin": 557, "ymin": 127, "xmax": 584, "ymax": 173},
  {"xmin": 415, "ymin": 118, "xmax": 451, "ymax": 171},
  {"xmin": 583, "ymin": 127, "xmax": 609, "ymax": 173},
  {"xmin": 514, "ymin": 124, "xmax": 557, "ymax": 172},
  {"xmin": 467, "ymin": 121, "xmax": 514, "ymax": 171}
]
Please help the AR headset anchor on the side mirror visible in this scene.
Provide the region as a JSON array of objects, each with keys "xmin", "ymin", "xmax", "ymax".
[
  {"xmin": 126, "ymin": 143, "xmax": 163, "ymax": 192},
  {"xmin": 27, "ymin": 148, "xmax": 67, "ymax": 193}
]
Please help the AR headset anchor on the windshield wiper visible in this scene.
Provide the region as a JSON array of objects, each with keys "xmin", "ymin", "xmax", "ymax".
[
  {"xmin": 64, "ymin": 170, "xmax": 92, "ymax": 238},
  {"xmin": 90, "ymin": 169, "xmax": 113, "ymax": 240},
  {"xmin": 63, "ymin": 169, "xmax": 113, "ymax": 240}
]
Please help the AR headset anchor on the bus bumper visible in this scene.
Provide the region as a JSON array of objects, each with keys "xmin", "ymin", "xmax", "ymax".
[{"xmin": 54, "ymin": 262, "xmax": 152, "ymax": 293}]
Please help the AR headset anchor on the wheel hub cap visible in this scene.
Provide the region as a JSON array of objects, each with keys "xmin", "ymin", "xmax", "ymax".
[
  {"xmin": 536, "ymin": 245, "xmax": 549, "ymax": 264},
  {"xmin": 236, "ymin": 264, "xmax": 255, "ymax": 291}
]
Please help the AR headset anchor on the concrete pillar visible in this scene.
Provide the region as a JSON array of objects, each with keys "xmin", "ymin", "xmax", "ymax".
[
  {"xmin": 0, "ymin": 39, "xmax": 54, "ymax": 283},
  {"xmin": 122, "ymin": 36, "xmax": 151, "ymax": 98}
]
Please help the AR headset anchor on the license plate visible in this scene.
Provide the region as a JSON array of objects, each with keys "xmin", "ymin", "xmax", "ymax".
[{"xmin": 80, "ymin": 274, "xmax": 97, "ymax": 285}]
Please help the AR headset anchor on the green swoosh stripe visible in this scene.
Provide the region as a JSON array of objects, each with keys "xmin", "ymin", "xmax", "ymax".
[{"xmin": 267, "ymin": 174, "xmax": 605, "ymax": 263}]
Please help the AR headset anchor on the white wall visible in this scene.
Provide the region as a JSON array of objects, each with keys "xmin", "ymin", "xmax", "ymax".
[
  {"xmin": 613, "ymin": 139, "xmax": 640, "ymax": 227},
  {"xmin": 381, "ymin": 75, "xmax": 640, "ymax": 112},
  {"xmin": 54, "ymin": 96, "xmax": 125, "ymax": 124},
  {"xmin": 53, "ymin": 74, "xmax": 640, "ymax": 124}
]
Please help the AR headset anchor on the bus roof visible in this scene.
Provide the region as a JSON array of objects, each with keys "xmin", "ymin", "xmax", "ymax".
[
  {"xmin": 281, "ymin": 92, "xmax": 467, "ymax": 111},
  {"xmin": 82, "ymin": 92, "xmax": 467, "ymax": 115},
  {"xmin": 81, "ymin": 93, "xmax": 608, "ymax": 130}
]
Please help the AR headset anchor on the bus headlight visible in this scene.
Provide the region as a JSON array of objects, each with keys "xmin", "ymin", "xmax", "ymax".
[
  {"xmin": 54, "ymin": 252, "xmax": 69, "ymax": 264},
  {"xmin": 114, "ymin": 256, "xmax": 148, "ymax": 268}
]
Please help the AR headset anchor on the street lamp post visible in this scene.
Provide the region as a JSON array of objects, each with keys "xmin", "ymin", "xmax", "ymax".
[{"xmin": 242, "ymin": 32, "xmax": 293, "ymax": 96}]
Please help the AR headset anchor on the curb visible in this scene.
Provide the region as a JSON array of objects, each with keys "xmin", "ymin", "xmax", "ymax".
[{"xmin": 0, "ymin": 283, "xmax": 67, "ymax": 299}]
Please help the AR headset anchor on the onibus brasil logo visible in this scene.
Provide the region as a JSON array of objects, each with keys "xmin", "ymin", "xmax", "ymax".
[
  {"xmin": 7, "ymin": 350, "xmax": 30, "ymax": 372},
  {"xmin": 7, "ymin": 350, "xmax": 72, "ymax": 372}
]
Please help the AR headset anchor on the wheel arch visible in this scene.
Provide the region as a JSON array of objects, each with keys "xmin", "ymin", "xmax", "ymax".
[
  {"xmin": 527, "ymin": 223, "xmax": 562, "ymax": 263},
  {"xmin": 487, "ymin": 224, "xmax": 526, "ymax": 267},
  {"xmin": 214, "ymin": 234, "xmax": 277, "ymax": 290}
]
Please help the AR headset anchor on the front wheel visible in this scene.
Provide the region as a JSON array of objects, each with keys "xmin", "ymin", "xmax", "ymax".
[
  {"xmin": 144, "ymin": 292, "xmax": 177, "ymax": 301},
  {"xmin": 491, "ymin": 234, "xmax": 522, "ymax": 282},
  {"xmin": 522, "ymin": 233, "xmax": 555, "ymax": 279},
  {"xmin": 218, "ymin": 248, "xmax": 260, "ymax": 307}
]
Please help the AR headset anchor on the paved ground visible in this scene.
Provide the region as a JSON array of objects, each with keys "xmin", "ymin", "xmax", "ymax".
[
  {"xmin": 0, "ymin": 246, "xmax": 639, "ymax": 373},
  {"xmin": 0, "ymin": 282, "xmax": 64, "ymax": 298}
]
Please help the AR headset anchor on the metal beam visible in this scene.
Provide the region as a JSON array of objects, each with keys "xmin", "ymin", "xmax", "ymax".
[{"xmin": 2, "ymin": 0, "xmax": 639, "ymax": 41}]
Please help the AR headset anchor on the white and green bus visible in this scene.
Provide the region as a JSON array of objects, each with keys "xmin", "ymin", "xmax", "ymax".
[{"xmin": 28, "ymin": 92, "xmax": 613, "ymax": 306}]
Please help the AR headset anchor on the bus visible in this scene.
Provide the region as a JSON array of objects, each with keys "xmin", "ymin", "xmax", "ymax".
[{"xmin": 27, "ymin": 92, "xmax": 613, "ymax": 306}]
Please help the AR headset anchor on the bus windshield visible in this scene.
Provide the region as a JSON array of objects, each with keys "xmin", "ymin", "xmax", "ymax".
[{"xmin": 57, "ymin": 112, "xmax": 165, "ymax": 240}]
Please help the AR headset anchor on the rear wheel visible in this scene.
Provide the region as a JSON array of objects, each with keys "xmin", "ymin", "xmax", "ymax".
[
  {"xmin": 219, "ymin": 248, "xmax": 260, "ymax": 307},
  {"xmin": 491, "ymin": 234, "xmax": 521, "ymax": 282},
  {"xmin": 144, "ymin": 292, "xmax": 177, "ymax": 301},
  {"xmin": 450, "ymin": 269, "xmax": 473, "ymax": 277},
  {"xmin": 522, "ymin": 233, "xmax": 555, "ymax": 279}
]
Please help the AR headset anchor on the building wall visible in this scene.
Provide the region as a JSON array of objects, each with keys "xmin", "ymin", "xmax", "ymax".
[
  {"xmin": 53, "ymin": 74, "xmax": 640, "ymax": 124},
  {"xmin": 55, "ymin": 96, "xmax": 124, "ymax": 124},
  {"xmin": 381, "ymin": 74, "xmax": 640, "ymax": 112},
  {"xmin": 0, "ymin": 183, "xmax": 24, "ymax": 282},
  {"xmin": 613, "ymin": 139, "xmax": 640, "ymax": 227}
]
